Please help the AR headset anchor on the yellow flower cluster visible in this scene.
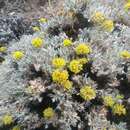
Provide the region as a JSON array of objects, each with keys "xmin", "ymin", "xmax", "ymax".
[
  {"xmin": 103, "ymin": 96, "xmax": 115, "ymax": 107},
  {"xmin": 92, "ymin": 12, "xmax": 105, "ymax": 24},
  {"xmin": 52, "ymin": 69, "xmax": 69, "ymax": 84},
  {"xmin": 63, "ymin": 39, "xmax": 73, "ymax": 46},
  {"xmin": 32, "ymin": 37, "xmax": 43, "ymax": 48},
  {"xmin": 12, "ymin": 125, "xmax": 21, "ymax": 130},
  {"xmin": 32, "ymin": 26, "xmax": 41, "ymax": 32},
  {"xmin": 52, "ymin": 57, "xmax": 66, "ymax": 68},
  {"xmin": 92, "ymin": 11, "xmax": 114, "ymax": 32},
  {"xmin": 51, "ymin": 42, "xmax": 91, "ymax": 90},
  {"xmin": 115, "ymin": 94, "xmax": 124, "ymax": 100},
  {"xmin": 0, "ymin": 46, "xmax": 7, "ymax": 53},
  {"xmin": 10, "ymin": 37, "xmax": 45, "ymax": 61},
  {"xmin": 63, "ymin": 80, "xmax": 73, "ymax": 90},
  {"xmin": 102, "ymin": 20, "xmax": 114, "ymax": 32},
  {"xmin": 64, "ymin": 43, "xmax": 91, "ymax": 74},
  {"xmin": 124, "ymin": 2, "xmax": 130, "ymax": 11},
  {"xmin": 120, "ymin": 50, "xmax": 130, "ymax": 59},
  {"xmin": 12, "ymin": 51, "xmax": 24, "ymax": 60},
  {"xmin": 43, "ymin": 107, "xmax": 55, "ymax": 119},
  {"xmin": 10, "ymin": 37, "xmax": 44, "ymax": 61},
  {"xmin": 39, "ymin": 18, "xmax": 48, "ymax": 23},
  {"xmin": 52, "ymin": 69, "xmax": 72, "ymax": 90},
  {"xmin": 69, "ymin": 59, "xmax": 83, "ymax": 74},
  {"xmin": 80, "ymin": 86, "xmax": 96, "ymax": 101},
  {"xmin": 2, "ymin": 114, "xmax": 13, "ymax": 125},
  {"xmin": 103, "ymin": 94, "xmax": 126, "ymax": 116},
  {"xmin": 112, "ymin": 103, "xmax": 126, "ymax": 116},
  {"xmin": 75, "ymin": 43, "xmax": 91, "ymax": 55},
  {"xmin": 78, "ymin": 58, "xmax": 89, "ymax": 65}
]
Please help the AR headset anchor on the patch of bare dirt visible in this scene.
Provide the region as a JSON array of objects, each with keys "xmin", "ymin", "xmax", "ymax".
[{"xmin": 0, "ymin": 0, "xmax": 65, "ymax": 20}]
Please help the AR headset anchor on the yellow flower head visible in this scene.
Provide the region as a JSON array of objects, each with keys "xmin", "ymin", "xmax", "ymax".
[
  {"xmin": 0, "ymin": 46, "xmax": 7, "ymax": 53},
  {"xmin": 32, "ymin": 37, "xmax": 43, "ymax": 48},
  {"xmin": 115, "ymin": 94, "xmax": 124, "ymax": 100},
  {"xmin": 120, "ymin": 50, "xmax": 130, "ymax": 59},
  {"xmin": 52, "ymin": 69, "xmax": 69, "ymax": 84},
  {"xmin": 12, "ymin": 51, "xmax": 24, "ymax": 60},
  {"xmin": 39, "ymin": 18, "xmax": 47, "ymax": 23},
  {"xmin": 63, "ymin": 39, "xmax": 73, "ymax": 46},
  {"xmin": 78, "ymin": 58, "xmax": 89, "ymax": 65},
  {"xmin": 92, "ymin": 11, "xmax": 105, "ymax": 24},
  {"xmin": 112, "ymin": 104, "xmax": 126, "ymax": 116},
  {"xmin": 63, "ymin": 80, "xmax": 73, "ymax": 90},
  {"xmin": 52, "ymin": 57, "xmax": 66, "ymax": 68},
  {"xmin": 2, "ymin": 114, "xmax": 13, "ymax": 125},
  {"xmin": 80, "ymin": 86, "xmax": 96, "ymax": 101},
  {"xmin": 102, "ymin": 20, "xmax": 114, "ymax": 32},
  {"xmin": 103, "ymin": 96, "xmax": 115, "ymax": 107},
  {"xmin": 69, "ymin": 59, "xmax": 83, "ymax": 74},
  {"xmin": 124, "ymin": 2, "xmax": 130, "ymax": 12},
  {"xmin": 12, "ymin": 125, "xmax": 21, "ymax": 130},
  {"xmin": 32, "ymin": 26, "xmax": 41, "ymax": 32},
  {"xmin": 75, "ymin": 43, "xmax": 91, "ymax": 55},
  {"xmin": 43, "ymin": 107, "xmax": 54, "ymax": 119}
]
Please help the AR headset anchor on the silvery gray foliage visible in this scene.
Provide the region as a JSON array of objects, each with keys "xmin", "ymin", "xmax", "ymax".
[
  {"xmin": 63, "ymin": 0, "xmax": 86, "ymax": 12},
  {"xmin": 0, "ymin": 60, "xmax": 25, "ymax": 99},
  {"xmin": 0, "ymin": 16, "xmax": 32, "ymax": 43},
  {"xmin": 0, "ymin": 0, "xmax": 130, "ymax": 130},
  {"xmin": 114, "ymin": 122, "xmax": 127, "ymax": 130},
  {"xmin": 82, "ymin": 0, "xmax": 126, "ymax": 22},
  {"xmin": 89, "ymin": 107, "xmax": 127, "ymax": 130},
  {"xmin": 78, "ymin": 22, "xmax": 130, "ymax": 81}
]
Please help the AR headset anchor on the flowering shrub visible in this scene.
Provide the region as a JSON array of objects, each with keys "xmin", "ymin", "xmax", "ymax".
[
  {"xmin": 0, "ymin": 0, "xmax": 130, "ymax": 130},
  {"xmin": 52, "ymin": 69, "xmax": 69, "ymax": 84}
]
